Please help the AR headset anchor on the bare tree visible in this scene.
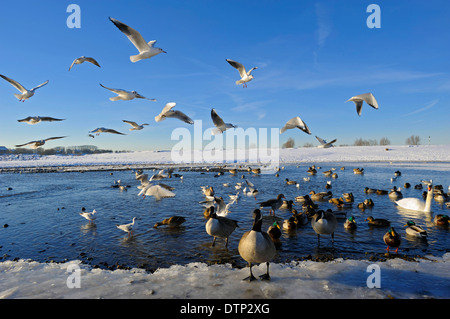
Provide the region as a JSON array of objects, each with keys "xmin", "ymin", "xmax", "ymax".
[
  {"xmin": 406, "ymin": 135, "xmax": 420, "ymax": 145},
  {"xmin": 379, "ymin": 137, "xmax": 391, "ymax": 146},
  {"xmin": 282, "ymin": 137, "xmax": 295, "ymax": 149}
]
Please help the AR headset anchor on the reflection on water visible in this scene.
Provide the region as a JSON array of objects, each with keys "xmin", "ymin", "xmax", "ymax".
[{"xmin": 0, "ymin": 162, "xmax": 449, "ymax": 270}]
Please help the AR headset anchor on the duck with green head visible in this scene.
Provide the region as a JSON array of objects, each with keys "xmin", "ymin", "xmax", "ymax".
[{"xmin": 383, "ymin": 227, "xmax": 401, "ymax": 253}]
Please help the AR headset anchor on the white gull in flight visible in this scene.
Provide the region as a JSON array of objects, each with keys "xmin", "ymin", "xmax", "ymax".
[
  {"xmin": 0, "ymin": 74, "xmax": 48, "ymax": 102},
  {"xmin": 346, "ymin": 93, "xmax": 379, "ymax": 116},
  {"xmin": 100, "ymin": 83, "xmax": 156, "ymax": 102},
  {"xmin": 226, "ymin": 59, "xmax": 257, "ymax": 88}
]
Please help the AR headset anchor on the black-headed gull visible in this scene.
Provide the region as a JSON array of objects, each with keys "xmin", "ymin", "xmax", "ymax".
[
  {"xmin": 226, "ymin": 59, "xmax": 257, "ymax": 88},
  {"xmin": 109, "ymin": 17, "xmax": 166, "ymax": 63},
  {"xmin": 346, "ymin": 93, "xmax": 379, "ymax": 116},
  {"xmin": 100, "ymin": 83, "xmax": 156, "ymax": 102},
  {"xmin": 80, "ymin": 207, "xmax": 97, "ymax": 223},
  {"xmin": 89, "ymin": 127, "xmax": 125, "ymax": 136},
  {"xmin": 0, "ymin": 74, "xmax": 48, "ymax": 102},
  {"xmin": 315, "ymin": 136, "xmax": 337, "ymax": 148},
  {"xmin": 154, "ymin": 102, "xmax": 194, "ymax": 124},
  {"xmin": 122, "ymin": 120, "xmax": 149, "ymax": 131},
  {"xmin": 138, "ymin": 184, "xmax": 175, "ymax": 200},
  {"xmin": 116, "ymin": 217, "xmax": 137, "ymax": 236},
  {"xmin": 68, "ymin": 56, "xmax": 101, "ymax": 71},
  {"xmin": 211, "ymin": 108, "xmax": 236, "ymax": 135},
  {"xmin": 17, "ymin": 116, "xmax": 65, "ymax": 125},
  {"xmin": 280, "ymin": 116, "xmax": 311, "ymax": 135},
  {"xmin": 15, "ymin": 136, "xmax": 66, "ymax": 149}
]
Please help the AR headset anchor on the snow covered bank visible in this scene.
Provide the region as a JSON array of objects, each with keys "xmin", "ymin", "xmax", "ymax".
[
  {"xmin": 1, "ymin": 254, "xmax": 449, "ymax": 299},
  {"xmin": 1, "ymin": 145, "xmax": 450, "ymax": 169}
]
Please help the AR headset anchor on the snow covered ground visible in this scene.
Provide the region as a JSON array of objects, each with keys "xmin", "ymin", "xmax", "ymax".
[{"xmin": 1, "ymin": 144, "xmax": 450, "ymax": 300}]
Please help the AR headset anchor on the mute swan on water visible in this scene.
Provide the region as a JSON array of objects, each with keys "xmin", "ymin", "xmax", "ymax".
[{"xmin": 395, "ymin": 183, "xmax": 433, "ymax": 213}]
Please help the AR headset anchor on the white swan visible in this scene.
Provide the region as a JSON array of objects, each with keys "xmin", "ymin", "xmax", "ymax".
[{"xmin": 395, "ymin": 182, "xmax": 433, "ymax": 213}]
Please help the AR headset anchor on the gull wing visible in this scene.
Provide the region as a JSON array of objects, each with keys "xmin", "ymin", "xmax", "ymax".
[
  {"xmin": 40, "ymin": 117, "xmax": 65, "ymax": 122},
  {"xmin": 315, "ymin": 136, "xmax": 327, "ymax": 145},
  {"xmin": 280, "ymin": 116, "xmax": 311, "ymax": 135},
  {"xmin": 226, "ymin": 59, "xmax": 247, "ymax": 78},
  {"xmin": 144, "ymin": 184, "xmax": 175, "ymax": 200},
  {"xmin": 123, "ymin": 120, "xmax": 139, "ymax": 128},
  {"xmin": 44, "ymin": 136, "xmax": 67, "ymax": 142},
  {"xmin": 99, "ymin": 83, "xmax": 127, "ymax": 95},
  {"xmin": 0, "ymin": 74, "xmax": 27, "ymax": 93},
  {"xmin": 109, "ymin": 17, "xmax": 149, "ymax": 53},
  {"xmin": 155, "ymin": 102, "xmax": 177, "ymax": 122},
  {"xmin": 165, "ymin": 110, "xmax": 194, "ymax": 124},
  {"xmin": 68, "ymin": 59, "xmax": 77, "ymax": 71},
  {"xmin": 211, "ymin": 108, "xmax": 226, "ymax": 128},
  {"xmin": 17, "ymin": 116, "xmax": 35, "ymax": 123},
  {"xmin": 104, "ymin": 128, "xmax": 125, "ymax": 135},
  {"xmin": 15, "ymin": 141, "xmax": 36, "ymax": 148},
  {"xmin": 84, "ymin": 57, "xmax": 101, "ymax": 68},
  {"xmin": 30, "ymin": 80, "xmax": 49, "ymax": 92}
]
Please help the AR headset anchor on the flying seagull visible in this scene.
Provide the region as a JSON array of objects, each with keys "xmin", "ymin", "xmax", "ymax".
[
  {"xmin": 109, "ymin": 17, "xmax": 166, "ymax": 63},
  {"xmin": 346, "ymin": 93, "xmax": 379, "ymax": 116},
  {"xmin": 100, "ymin": 83, "xmax": 156, "ymax": 102},
  {"xmin": 89, "ymin": 127, "xmax": 126, "ymax": 136},
  {"xmin": 0, "ymin": 74, "xmax": 48, "ymax": 102},
  {"xmin": 315, "ymin": 136, "xmax": 337, "ymax": 148},
  {"xmin": 280, "ymin": 116, "xmax": 311, "ymax": 135},
  {"xmin": 154, "ymin": 102, "xmax": 194, "ymax": 124},
  {"xmin": 15, "ymin": 136, "xmax": 66, "ymax": 149},
  {"xmin": 17, "ymin": 116, "xmax": 65, "ymax": 125},
  {"xmin": 211, "ymin": 108, "xmax": 236, "ymax": 135},
  {"xmin": 122, "ymin": 120, "xmax": 149, "ymax": 130},
  {"xmin": 68, "ymin": 56, "xmax": 101, "ymax": 71},
  {"xmin": 226, "ymin": 59, "xmax": 257, "ymax": 88}
]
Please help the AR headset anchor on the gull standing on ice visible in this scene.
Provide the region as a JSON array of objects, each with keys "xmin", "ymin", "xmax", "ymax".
[
  {"xmin": 17, "ymin": 116, "xmax": 65, "ymax": 125},
  {"xmin": 15, "ymin": 136, "xmax": 66, "ymax": 149},
  {"xmin": 211, "ymin": 108, "xmax": 236, "ymax": 135},
  {"xmin": 226, "ymin": 59, "xmax": 257, "ymax": 88},
  {"xmin": 346, "ymin": 93, "xmax": 379, "ymax": 116},
  {"xmin": 154, "ymin": 102, "xmax": 194, "ymax": 124},
  {"xmin": 122, "ymin": 120, "xmax": 149, "ymax": 131},
  {"xmin": 0, "ymin": 74, "xmax": 48, "ymax": 102},
  {"xmin": 315, "ymin": 136, "xmax": 337, "ymax": 148},
  {"xmin": 68, "ymin": 56, "xmax": 101, "ymax": 71},
  {"xmin": 109, "ymin": 17, "xmax": 166, "ymax": 63},
  {"xmin": 280, "ymin": 116, "xmax": 311, "ymax": 135},
  {"xmin": 89, "ymin": 127, "xmax": 125, "ymax": 136},
  {"xmin": 100, "ymin": 83, "xmax": 156, "ymax": 102}
]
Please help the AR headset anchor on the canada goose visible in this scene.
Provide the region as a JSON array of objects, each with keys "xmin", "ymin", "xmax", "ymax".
[
  {"xmin": 311, "ymin": 209, "xmax": 338, "ymax": 245},
  {"xmin": 365, "ymin": 216, "xmax": 390, "ymax": 227},
  {"xmin": 153, "ymin": 216, "xmax": 186, "ymax": 228},
  {"xmin": 383, "ymin": 227, "xmax": 401, "ymax": 253},
  {"xmin": 258, "ymin": 194, "xmax": 285, "ymax": 216},
  {"xmin": 205, "ymin": 206, "xmax": 239, "ymax": 248},
  {"xmin": 238, "ymin": 209, "xmax": 277, "ymax": 281},
  {"xmin": 404, "ymin": 221, "xmax": 427, "ymax": 239}
]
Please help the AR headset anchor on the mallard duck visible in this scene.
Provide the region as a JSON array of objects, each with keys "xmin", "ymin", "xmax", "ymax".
[
  {"xmin": 229, "ymin": 169, "xmax": 237, "ymax": 175},
  {"xmin": 205, "ymin": 206, "xmax": 239, "ymax": 248},
  {"xmin": 331, "ymin": 173, "xmax": 338, "ymax": 179},
  {"xmin": 353, "ymin": 168, "xmax": 364, "ymax": 174},
  {"xmin": 365, "ymin": 216, "xmax": 390, "ymax": 227},
  {"xmin": 307, "ymin": 167, "xmax": 317, "ymax": 175},
  {"xmin": 404, "ymin": 182, "xmax": 411, "ymax": 188},
  {"xmin": 153, "ymin": 216, "xmax": 186, "ymax": 228},
  {"xmin": 364, "ymin": 187, "xmax": 376, "ymax": 194},
  {"xmin": 414, "ymin": 184, "xmax": 423, "ymax": 190},
  {"xmin": 325, "ymin": 181, "xmax": 332, "ymax": 189},
  {"xmin": 267, "ymin": 221, "xmax": 282, "ymax": 244},
  {"xmin": 329, "ymin": 197, "xmax": 344, "ymax": 206},
  {"xmin": 309, "ymin": 190, "xmax": 332, "ymax": 201},
  {"xmin": 342, "ymin": 192, "xmax": 354, "ymax": 202},
  {"xmin": 238, "ymin": 209, "xmax": 277, "ymax": 281},
  {"xmin": 404, "ymin": 221, "xmax": 427, "ymax": 239},
  {"xmin": 434, "ymin": 190, "xmax": 449, "ymax": 203},
  {"xmin": 383, "ymin": 227, "xmax": 401, "ymax": 253},
  {"xmin": 364, "ymin": 198, "xmax": 374, "ymax": 207},
  {"xmin": 376, "ymin": 189, "xmax": 388, "ymax": 195},
  {"xmin": 251, "ymin": 168, "xmax": 261, "ymax": 175},
  {"xmin": 285, "ymin": 178, "xmax": 297, "ymax": 185},
  {"xmin": 394, "ymin": 170, "xmax": 401, "ymax": 176},
  {"xmin": 292, "ymin": 209, "xmax": 308, "ymax": 226},
  {"xmin": 322, "ymin": 170, "xmax": 332, "ymax": 176},
  {"xmin": 258, "ymin": 194, "xmax": 285, "ymax": 216},
  {"xmin": 311, "ymin": 209, "xmax": 338, "ymax": 245},
  {"xmin": 280, "ymin": 200, "xmax": 294, "ymax": 210},
  {"xmin": 283, "ymin": 216, "xmax": 297, "ymax": 230},
  {"xmin": 388, "ymin": 186, "xmax": 403, "ymax": 200},
  {"xmin": 344, "ymin": 216, "xmax": 357, "ymax": 230},
  {"xmin": 357, "ymin": 202, "xmax": 367, "ymax": 210},
  {"xmin": 434, "ymin": 214, "xmax": 449, "ymax": 226}
]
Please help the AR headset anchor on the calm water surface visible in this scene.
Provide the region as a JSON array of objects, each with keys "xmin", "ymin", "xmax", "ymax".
[{"xmin": 1, "ymin": 162, "xmax": 449, "ymax": 271}]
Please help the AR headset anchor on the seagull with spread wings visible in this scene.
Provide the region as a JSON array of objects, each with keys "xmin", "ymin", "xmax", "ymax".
[
  {"xmin": 154, "ymin": 102, "xmax": 194, "ymax": 124},
  {"xmin": 226, "ymin": 59, "xmax": 257, "ymax": 88},
  {"xmin": 100, "ymin": 83, "xmax": 156, "ymax": 102},
  {"xmin": 17, "ymin": 116, "xmax": 65, "ymax": 125},
  {"xmin": 122, "ymin": 120, "xmax": 149, "ymax": 131},
  {"xmin": 109, "ymin": 17, "xmax": 166, "ymax": 63},
  {"xmin": 346, "ymin": 93, "xmax": 379, "ymax": 116},
  {"xmin": 15, "ymin": 136, "xmax": 66, "ymax": 149},
  {"xmin": 280, "ymin": 116, "xmax": 311, "ymax": 135},
  {"xmin": 68, "ymin": 56, "xmax": 101, "ymax": 71},
  {"xmin": 315, "ymin": 136, "xmax": 337, "ymax": 148},
  {"xmin": 89, "ymin": 127, "xmax": 125, "ymax": 136},
  {"xmin": 0, "ymin": 74, "xmax": 48, "ymax": 102},
  {"xmin": 211, "ymin": 108, "xmax": 236, "ymax": 135}
]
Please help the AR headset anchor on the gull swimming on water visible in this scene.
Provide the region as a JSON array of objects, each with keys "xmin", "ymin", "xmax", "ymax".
[
  {"xmin": 211, "ymin": 108, "xmax": 236, "ymax": 135},
  {"xmin": 346, "ymin": 93, "xmax": 379, "ymax": 116},
  {"xmin": 316, "ymin": 136, "xmax": 337, "ymax": 148},
  {"xmin": 100, "ymin": 83, "xmax": 156, "ymax": 102},
  {"xmin": 280, "ymin": 116, "xmax": 311, "ymax": 135},
  {"xmin": 226, "ymin": 59, "xmax": 257, "ymax": 88},
  {"xmin": 89, "ymin": 127, "xmax": 125, "ymax": 136},
  {"xmin": 68, "ymin": 56, "xmax": 101, "ymax": 71},
  {"xmin": 17, "ymin": 116, "xmax": 65, "ymax": 125},
  {"xmin": 154, "ymin": 102, "xmax": 194, "ymax": 124},
  {"xmin": 0, "ymin": 74, "xmax": 48, "ymax": 102},
  {"xmin": 109, "ymin": 17, "xmax": 166, "ymax": 63},
  {"xmin": 15, "ymin": 136, "xmax": 66, "ymax": 149},
  {"xmin": 122, "ymin": 120, "xmax": 149, "ymax": 131}
]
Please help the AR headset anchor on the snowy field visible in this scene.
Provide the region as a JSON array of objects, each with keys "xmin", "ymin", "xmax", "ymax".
[{"xmin": 1, "ymin": 144, "xmax": 450, "ymax": 300}]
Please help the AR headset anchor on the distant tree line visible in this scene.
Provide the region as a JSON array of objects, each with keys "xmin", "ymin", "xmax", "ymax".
[{"xmin": 0, "ymin": 145, "xmax": 120, "ymax": 155}]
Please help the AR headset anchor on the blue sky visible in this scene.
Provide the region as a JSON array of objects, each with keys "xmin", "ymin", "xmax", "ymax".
[{"xmin": 0, "ymin": 0, "xmax": 449, "ymax": 151}]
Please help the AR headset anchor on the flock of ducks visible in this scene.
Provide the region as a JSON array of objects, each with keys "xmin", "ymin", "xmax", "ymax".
[{"xmin": 77, "ymin": 163, "xmax": 449, "ymax": 282}]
